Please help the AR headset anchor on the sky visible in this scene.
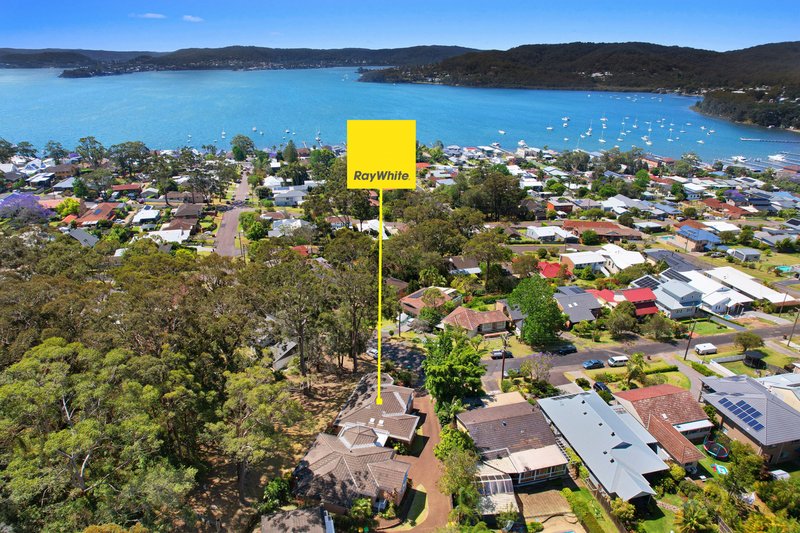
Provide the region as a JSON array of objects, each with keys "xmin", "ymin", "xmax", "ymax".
[{"xmin": 2, "ymin": 0, "xmax": 798, "ymax": 52}]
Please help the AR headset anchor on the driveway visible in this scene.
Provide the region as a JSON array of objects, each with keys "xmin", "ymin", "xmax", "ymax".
[
  {"xmin": 215, "ymin": 173, "xmax": 252, "ymax": 257},
  {"xmin": 396, "ymin": 394, "xmax": 449, "ymax": 532}
]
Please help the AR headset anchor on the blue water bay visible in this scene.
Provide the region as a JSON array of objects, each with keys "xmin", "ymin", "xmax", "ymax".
[{"xmin": 1, "ymin": 67, "xmax": 798, "ymax": 161}]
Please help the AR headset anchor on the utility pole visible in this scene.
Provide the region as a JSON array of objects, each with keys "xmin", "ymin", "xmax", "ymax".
[
  {"xmin": 683, "ymin": 317, "xmax": 698, "ymax": 361},
  {"xmin": 500, "ymin": 333, "xmax": 509, "ymax": 383},
  {"xmin": 788, "ymin": 308, "xmax": 800, "ymax": 347}
]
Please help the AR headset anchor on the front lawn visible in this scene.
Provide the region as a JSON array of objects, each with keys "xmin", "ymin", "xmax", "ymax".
[
  {"xmin": 584, "ymin": 358, "xmax": 674, "ymax": 381},
  {"xmin": 710, "ymin": 348, "xmax": 795, "ymax": 377},
  {"xmin": 683, "ymin": 319, "xmax": 732, "ymax": 337},
  {"xmin": 481, "ymin": 336, "xmax": 531, "ymax": 358}
]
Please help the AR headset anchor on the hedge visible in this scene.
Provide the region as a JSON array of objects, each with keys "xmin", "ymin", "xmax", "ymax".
[
  {"xmin": 690, "ymin": 361, "xmax": 720, "ymax": 377},
  {"xmin": 561, "ymin": 489, "xmax": 606, "ymax": 533}
]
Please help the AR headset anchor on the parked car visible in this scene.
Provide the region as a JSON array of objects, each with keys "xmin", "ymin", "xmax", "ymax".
[
  {"xmin": 491, "ymin": 349, "xmax": 513, "ymax": 360},
  {"xmin": 366, "ymin": 348, "xmax": 379, "ymax": 359},
  {"xmin": 553, "ymin": 344, "xmax": 578, "ymax": 355},
  {"xmin": 593, "ymin": 381, "xmax": 611, "ymax": 393},
  {"xmin": 608, "ymin": 355, "xmax": 630, "ymax": 367},
  {"xmin": 582, "ymin": 359, "xmax": 604, "ymax": 370}
]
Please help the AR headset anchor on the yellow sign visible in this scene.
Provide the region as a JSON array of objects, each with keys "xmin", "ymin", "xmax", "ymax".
[{"xmin": 347, "ymin": 120, "xmax": 416, "ymax": 190}]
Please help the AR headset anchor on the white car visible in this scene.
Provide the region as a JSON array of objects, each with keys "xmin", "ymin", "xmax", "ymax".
[{"xmin": 366, "ymin": 348, "xmax": 379, "ymax": 359}]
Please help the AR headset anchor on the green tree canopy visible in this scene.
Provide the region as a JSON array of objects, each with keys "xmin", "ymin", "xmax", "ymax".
[{"xmin": 508, "ymin": 276, "xmax": 565, "ymax": 346}]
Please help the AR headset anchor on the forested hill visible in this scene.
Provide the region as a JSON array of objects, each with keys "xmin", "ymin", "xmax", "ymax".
[
  {"xmin": 144, "ymin": 45, "xmax": 478, "ymax": 67},
  {"xmin": 359, "ymin": 41, "xmax": 800, "ymax": 91},
  {"xmin": 0, "ymin": 45, "xmax": 477, "ymax": 74}
]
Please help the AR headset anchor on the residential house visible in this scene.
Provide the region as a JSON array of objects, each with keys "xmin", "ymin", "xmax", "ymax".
[
  {"xmin": 274, "ymin": 189, "xmax": 307, "ymax": 207},
  {"xmin": 447, "ymin": 255, "xmax": 482, "ymax": 276},
  {"xmin": 166, "ymin": 191, "xmax": 205, "ymax": 204},
  {"xmin": 701, "ymin": 198, "xmax": 748, "ymax": 219},
  {"xmin": 74, "ymin": 202, "xmax": 120, "ymax": 227},
  {"xmin": 705, "ymin": 266, "xmax": 796, "ymax": 308},
  {"xmin": 642, "ymin": 249, "xmax": 698, "ymax": 272},
  {"xmin": 620, "ymin": 288, "xmax": 659, "ymax": 318},
  {"xmin": 456, "ymin": 393, "xmax": 568, "ymax": 487},
  {"xmin": 727, "ymin": 247, "xmax": 761, "ymax": 262},
  {"xmin": 162, "ymin": 218, "xmax": 200, "ymax": 234},
  {"xmin": 674, "ymin": 226, "xmax": 721, "ymax": 252},
  {"xmin": 525, "ymin": 225, "xmax": 576, "ymax": 243},
  {"xmin": 756, "ymin": 374, "xmax": 800, "ymax": 414},
  {"xmin": 268, "ymin": 218, "xmax": 313, "ymax": 238},
  {"xmin": 111, "ymin": 183, "xmax": 143, "ymax": 197},
  {"xmin": 754, "ymin": 230, "xmax": 799, "ymax": 249},
  {"xmin": 399, "ymin": 286, "xmax": 461, "ymax": 317},
  {"xmin": 554, "ymin": 286, "xmax": 602, "ymax": 326},
  {"xmin": 561, "ymin": 220, "xmax": 643, "ymax": 242},
  {"xmin": 441, "ymin": 306, "xmax": 509, "ymax": 337},
  {"xmin": 615, "ymin": 385, "xmax": 711, "ymax": 468},
  {"xmin": 333, "ymin": 374, "xmax": 419, "ymax": 446},
  {"xmin": 559, "ymin": 251, "xmax": 605, "ymax": 273},
  {"xmin": 633, "ymin": 276, "xmax": 701, "ymax": 319},
  {"xmin": 537, "ymin": 261, "xmax": 571, "ymax": 280},
  {"xmin": 173, "ymin": 202, "xmax": 203, "ymax": 219},
  {"xmin": 664, "ymin": 269, "xmax": 752, "ymax": 316},
  {"xmin": 43, "ymin": 163, "xmax": 78, "ymax": 179},
  {"xmin": 702, "ymin": 220, "xmax": 741, "ymax": 235},
  {"xmin": 385, "ymin": 277, "xmax": 410, "ymax": 297},
  {"xmin": 67, "ymin": 228, "xmax": 98, "ymax": 248},
  {"xmin": 538, "ymin": 392, "xmax": 669, "ymax": 502},
  {"xmin": 131, "ymin": 206, "xmax": 160, "ymax": 225},
  {"xmin": 52, "ymin": 177, "xmax": 76, "ymax": 192},
  {"xmin": 701, "ymin": 376, "xmax": 800, "ymax": 464},
  {"xmin": 546, "ymin": 199, "xmax": 574, "ymax": 214},
  {"xmin": 634, "ymin": 221, "xmax": 663, "ymax": 233},
  {"xmin": 496, "ymin": 300, "xmax": 526, "ymax": 336},
  {"xmin": 260, "ymin": 508, "xmax": 335, "ymax": 533},
  {"xmin": 683, "ymin": 183, "xmax": 707, "ymax": 200},
  {"xmin": 293, "ymin": 427, "xmax": 411, "ymax": 513},
  {"xmin": 144, "ymin": 229, "xmax": 191, "ymax": 244},
  {"xmin": 598, "ymin": 243, "xmax": 645, "ymax": 275},
  {"xmin": 27, "ymin": 172, "xmax": 55, "ymax": 188}
]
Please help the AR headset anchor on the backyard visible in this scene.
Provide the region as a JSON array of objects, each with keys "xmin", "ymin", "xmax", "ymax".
[
  {"xmin": 683, "ymin": 318, "xmax": 733, "ymax": 337},
  {"xmin": 702, "ymin": 347, "xmax": 795, "ymax": 377}
]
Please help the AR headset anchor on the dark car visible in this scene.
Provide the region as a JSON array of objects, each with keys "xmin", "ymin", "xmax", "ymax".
[
  {"xmin": 582, "ymin": 359, "xmax": 604, "ymax": 370},
  {"xmin": 491, "ymin": 349, "xmax": 513, "ymax": 360},
  {"xmin": 593, "ymin": 381, "xmax": 611, "ymax": 393},
  {"xmin": 553, "ymin": 344, "xmax": 578, "ymax": 355}
]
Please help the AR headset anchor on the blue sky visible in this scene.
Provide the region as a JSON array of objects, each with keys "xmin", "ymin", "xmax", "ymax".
[{"xmin": 2, "ymin": 0, "xmax": 798, "ymax": 52}]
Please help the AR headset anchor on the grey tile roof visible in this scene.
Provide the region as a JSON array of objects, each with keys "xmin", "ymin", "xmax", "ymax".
[
  {"xmin": 554, "ymin": 292, "xmax": 601, "ymax": 323},
  {"xmin": 701, "ymin": 375, "xmax": 800, "ymax": 446},
  {"xmin": 261, "ymin": 508, "xmax": 326, "ymax": 533},
  {"xmin": 457, "ymin": 401, "xmax": 557, "ymax": 455},
  {"xmin": 538, "ymin": 392, "xmax": 668, "ymax": 501}
]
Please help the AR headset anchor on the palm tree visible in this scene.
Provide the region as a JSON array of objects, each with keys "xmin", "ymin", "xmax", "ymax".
[
  {"xmin": 625, "ymin": 352, "xmax": 647, "ymax": 387},
  {"xmin": 676, "ymin": 501, "xmax": 718, "ymax": 533}
]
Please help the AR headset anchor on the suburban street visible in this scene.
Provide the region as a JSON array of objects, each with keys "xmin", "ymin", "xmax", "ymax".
[
  {"xmin": 483, "ymin": 323, "xmax": 798, "ymax": 378},
  {"xmin": 214, "ymin": 172, "xmax": 251, "ymax": 257}
]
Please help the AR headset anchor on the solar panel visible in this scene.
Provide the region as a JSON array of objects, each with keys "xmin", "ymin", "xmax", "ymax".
[
  {"xmin": 752, "ymin": 423, "xmax": 764, "ymax": 432},
  {"xmin": 635, "ymin": 276, "xmax": 661, "ymax": 290},
  {"xmin": 735, "ymin": 400, "xmax": 747, "ymax": 408},
  {"xmin": 662, "ymin": 269, "xmax": 691, "ymax": 283}
]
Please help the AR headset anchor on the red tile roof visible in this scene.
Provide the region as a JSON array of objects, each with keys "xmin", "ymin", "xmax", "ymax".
[
  {"xmin": 442, "ymin": 306, "xmax": 508, "ymax": 331},
  {"xmin": 75, "ymin": 202, "xmax": 119, "ymax": 226},
  {"xmin": 622, "ymin": 288, "xmax": 656, "ymax": 303},
  {"xmin": 587, "ymin": 289, "xmax": 616, "ymax": 303},
  {"xmin": 111, "ymin": 183, "xmax": 143, "ymax": 192},
  {"xmin": 416, "ymin": 163, "xmax": 431, "ymax": 169},
  {"xmin": 537, "ymin": 261, "xmax": 571, "ymax": 279}
]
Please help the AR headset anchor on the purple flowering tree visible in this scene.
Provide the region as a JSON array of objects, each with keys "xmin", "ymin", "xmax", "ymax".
[{"xmin": 0, "ymin": 193, "xmax": 54, "ymax": 226}]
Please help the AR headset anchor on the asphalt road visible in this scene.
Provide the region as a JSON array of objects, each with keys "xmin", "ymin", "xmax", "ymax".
[
  {"xmin": 215, "ymin": 173, "xmax": 252, "ymax": 257},
  {"xmin": 483, "ymin": 323, "xmax": 797, "ymax": 375}
]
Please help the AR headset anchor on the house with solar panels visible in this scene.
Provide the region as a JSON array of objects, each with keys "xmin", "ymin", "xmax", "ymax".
[{"xmin": 701, "ymin": 375, "xmax": 800, "ymax": 464}]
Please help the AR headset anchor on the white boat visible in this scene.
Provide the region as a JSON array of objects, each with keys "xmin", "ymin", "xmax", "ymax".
[
  {"xmin": 518, "ymin": 140, "xmax": 527, "ymax": 146},
  {"xmin": 709, "ymin": 129, "xmax": 715, "ymax": 133},
  {"xmin": 562, "ymin": 116, "xmax": 570, "ymax": 122},
  {"xmin": 563, "ymin": 137, "xmax": 569, "ymax": 142},
  {"xmin": 700, "ymin": 126, "xmax": 706, "ymax": 131},
  {"xmin": 768, "ymin": 154, "xmax": 786, "ymax": 162},
  {"xmin": 645, "ymin": 140, "xmax": 652, "ymax": 146},
  {"xmin": 697, "ymin": 140, "xmax": 705, "ymax": 144},
  {"xmin": 546, "ymin": 126, "xmax": 553, "ymax": 131},
  {"xmin": 632, "ymin": 119, "xmax": 639, "ymax": 129},
  {"xmin": 498, "ymin": 130, "xmax": 506, "ymax": 135},
  {"xmin": 563, "ymin": 123, "xmax": 569, "ymax": 128},
  {"xmin": 285, "ymin": 129, "xmax": 290, "ymax": 133},
  {"xmin": 259, "ymin": 131, "xmax": 264, "ymax": 135},
  {"xmin": 617, "ymin": 137, "xmax": 624, "ymax": 142},
  {"xmin": 732, "ymin": 155, "xmax": 747, "ymax": 163},
  {"xmin": 252, "ymin": 127, "xmax": 257, "ymax": 132},
  {"xmin": 491, "ymin": 142, "xmax": 501, "ymax": 147}
]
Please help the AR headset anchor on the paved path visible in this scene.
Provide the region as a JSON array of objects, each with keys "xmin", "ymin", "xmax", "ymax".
[
  {"xmin": 215, "ymin": 173, "xmax": 251, "ymax": 257},
  {"xmin": 709, "ymin": 315, "xmax": 746, "ymax": 331},
  {"xmin": 403, "ymin": 395, "xmax": 449, "ymax": 532}
]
